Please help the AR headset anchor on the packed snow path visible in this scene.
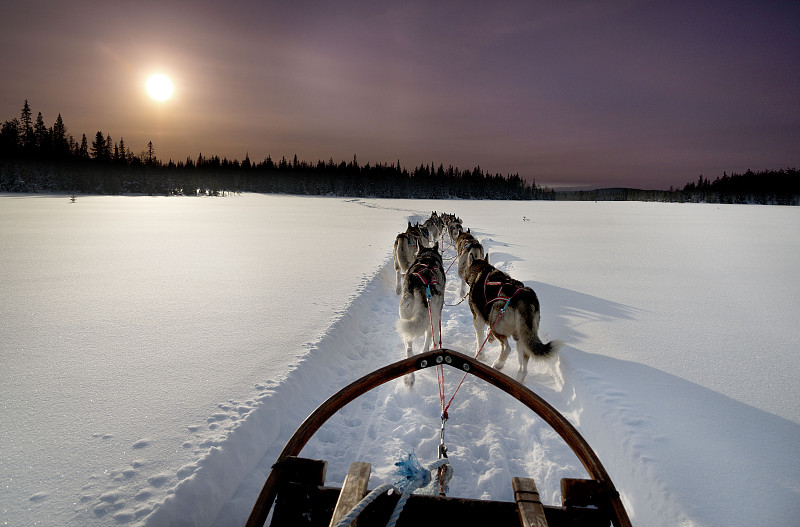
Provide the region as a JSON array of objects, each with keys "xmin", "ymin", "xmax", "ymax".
[
  {"xmin": 3, "ymin": 196, "xmax": 798, "ymax": 527},
  {"xmin": 202, "ymin": 230, "xmax": 600, "ymax": 526}
]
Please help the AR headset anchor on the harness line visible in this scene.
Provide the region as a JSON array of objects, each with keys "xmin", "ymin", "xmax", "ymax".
[
  {"xmin": 442, "ymin": 287, "xmax": 524, "ymax": 417},
  {"xmin": 444, "ymin": 253, "xmax": 458, "ymax": 274}
]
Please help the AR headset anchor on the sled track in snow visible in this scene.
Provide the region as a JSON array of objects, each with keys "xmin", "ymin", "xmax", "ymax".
[{"xmin": 144, "ymin": 229, "xmax": 630, "ymax": 526}]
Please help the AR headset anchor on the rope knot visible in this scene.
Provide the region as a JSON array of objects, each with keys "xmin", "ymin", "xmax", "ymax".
[{"xmin": 394, "ymin": 451, "xmax": 431, "ymax": 491}]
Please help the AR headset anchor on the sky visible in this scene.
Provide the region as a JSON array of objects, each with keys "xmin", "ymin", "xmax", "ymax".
[{"xmin": 1, "ymin": 1, "xmax": 798, "ymax": 189}]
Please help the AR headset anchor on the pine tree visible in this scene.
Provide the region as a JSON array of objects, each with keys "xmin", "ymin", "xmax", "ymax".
[
  {"xmin": 33, "ymin": 112, "xmax": 48, "ymax": 153},
  {"xmin": 91, "ymin": 131, "xmax": 107, "ymax": 160},
  {"xmin": 105, "ymin": 134, "xmax": 113, "ymax": 161},
  {"xmin": 146, "ymin": 141, "xmax": 155, "ymax": 165},
  {"xmin": 20, "ymin": 100, "xmax": 34, "ymax": 150},
  {"xmin": 52, "ymin": 114, "xmax": 68, "ymax": 157},
  {"xmin": 79, "ymin": 134, "xmax": 89, "ymax": 158},
  {"xmin": 116, "ymin": 137, "xmax": 127, "ymax": 164}
]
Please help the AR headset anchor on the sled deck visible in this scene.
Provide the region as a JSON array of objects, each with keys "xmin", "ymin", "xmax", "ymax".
[{"xmin": 246, "ymin": 349, "xmax": 632, "ymax": 527}]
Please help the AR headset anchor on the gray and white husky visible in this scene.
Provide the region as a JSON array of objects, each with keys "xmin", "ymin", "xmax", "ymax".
[
  {"xmin": 465, "ymin": 253, "xmax": 561, "ymax": 381},
  {"xmin": 393, "ymin": 222, "xmax": 429, "ymax": 294},
  {"xmin": 423, "ymin": 212, "xmax": 445, "ymax": 247},
  {"xmin": 396, "ymin": 243, "xmax": 446, "ymax": 387},
  {"xmin": 454, "ymin": 229, "xmax": 484, "ymax": 296}
]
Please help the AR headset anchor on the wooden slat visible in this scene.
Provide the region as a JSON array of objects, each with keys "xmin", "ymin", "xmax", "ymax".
[
  {"xmin": 513, "ymin": 477, "xmax": 549, "ymax": 527},
  {"xmin": 282, "ymin": 456, "xmax": 328, "ymax": 486},
  {"xmin": 329, "ymin": 461, "xmax": 372, "ymax": 527},
  {"xmin": 561, "ymin": 478, "xmax": 605, "ymax": 508}
]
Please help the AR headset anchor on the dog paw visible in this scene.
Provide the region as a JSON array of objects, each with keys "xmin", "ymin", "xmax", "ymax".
[
  {"xmin": 404, "ymin": 372, "xmax": 415, "ymax": 388},
  {"xmin": 491, "ymin": 359, "xmax": 506, "ymax": 370}
]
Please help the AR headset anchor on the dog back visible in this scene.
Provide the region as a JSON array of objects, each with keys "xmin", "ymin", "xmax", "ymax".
[{"xmin": 468, "ymin": 260, "xmax": 530, "ymax": 321}]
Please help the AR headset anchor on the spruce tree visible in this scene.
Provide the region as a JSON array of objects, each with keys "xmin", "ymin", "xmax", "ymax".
[
  {"xmin": 20, "ymin": 100, "xmax": 34, "ymax": 150},
  {"xmin": 52, "ymin": 114, "xmax": 68, "ymax": 157},
  {"xmin": 91, "ymin": 131, "xmax": 106, "ymax": 160}
]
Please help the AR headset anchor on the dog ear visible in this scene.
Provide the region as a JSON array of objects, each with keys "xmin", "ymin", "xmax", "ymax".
[
  {"xmin": 467, "ymin": 228, "xmax": 470, "ymax": 233},
  {"xmin": 432, "ymin": 242, "xmax": 439, "ymax": 252},
  {"xmin": 485, "ymin": 252, "xmax": 490, "ymax": 264}
]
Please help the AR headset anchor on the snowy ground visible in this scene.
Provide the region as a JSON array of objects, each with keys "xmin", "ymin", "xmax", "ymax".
[{"xmin": 1, "ymin": 194, "xmax": 798, "ymax": 527}]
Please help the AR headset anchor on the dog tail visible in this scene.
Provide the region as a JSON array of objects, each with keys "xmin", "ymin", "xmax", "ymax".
[
  {"xmin": 517, "ymin": 292, "xmax": 562, "ymax": 358},
  {"xmin": 529, "ymin": 339, "xmax": 563, "ymax": 357},
  {"xmin": 523, "ymin": 327, "xmax": 562, "ymax": 357}
]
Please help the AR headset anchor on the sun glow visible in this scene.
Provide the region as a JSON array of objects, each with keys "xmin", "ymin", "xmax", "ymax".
[{"xmin": 146, "ymin": 74, "xmax": 174, "ymax": 101}]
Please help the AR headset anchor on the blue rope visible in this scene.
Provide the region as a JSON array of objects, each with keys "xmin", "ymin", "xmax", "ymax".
[{"xmin": 333, "ymin": 452, "xmax": 450, "ymax": 527}]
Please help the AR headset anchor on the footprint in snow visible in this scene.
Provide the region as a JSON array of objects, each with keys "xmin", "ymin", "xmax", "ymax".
[
  {"xmin": 132, "ymin": 438, "xmax": 151, "ymax": 449},
  {"xmin": 29, "ymin": 491, "xmax": 48, "ymax": 502},
  {"xmin": 146, "ymin": 472, "xmax": 172, "ymax": 488}
]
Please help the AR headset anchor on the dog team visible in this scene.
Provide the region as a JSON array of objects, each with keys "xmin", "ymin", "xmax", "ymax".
[{"xmin": 394, "ymin": 211, "xmax": 561, "ymax": 386}]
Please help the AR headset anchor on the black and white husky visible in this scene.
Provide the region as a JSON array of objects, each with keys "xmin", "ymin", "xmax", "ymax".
[
  {"xmin": 465, "ymin": 253, "xmax": 561, "ymax": 381},
  {"xmin": 396, "ymin": 243, "xmax": 446, "ymax": 387},
  {"xmin": 454, "ymin": 229, "xmax": 484, "ymax": 296}
]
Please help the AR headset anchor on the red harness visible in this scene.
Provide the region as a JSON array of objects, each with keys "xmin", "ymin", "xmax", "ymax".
[
  {"xmin": 412, "ymin": 263, "xmax": 440, "ymax": 291},
  {"xmin": 479, "ymin": 269, "xmax": 525, "ymax": 319}
]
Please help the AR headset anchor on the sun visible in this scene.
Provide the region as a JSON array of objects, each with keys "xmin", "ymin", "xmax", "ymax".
[{"xmin": 146, "ymin": 74, "xmax": 174, "ymax": 101}]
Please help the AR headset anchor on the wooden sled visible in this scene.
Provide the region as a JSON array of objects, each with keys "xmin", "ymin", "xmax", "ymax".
[{"xmin": 246, "ymin": 349, "xmax": 632, "ymax": 527}]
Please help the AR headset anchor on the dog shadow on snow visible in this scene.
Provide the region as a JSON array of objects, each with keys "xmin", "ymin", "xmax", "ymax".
[
  {"xmin": 557, "ymin": 347, "xmax": 800, "ymax": 526},
  {"xmin": 522, "ymin": 280, "xmax": 641, "ymax": 345},
  {"xmin": 515, "ymin": 279, "xmax": 800, "ymax": 526}
]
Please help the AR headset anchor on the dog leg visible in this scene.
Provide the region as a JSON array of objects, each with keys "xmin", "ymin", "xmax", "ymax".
[
  {"xmin": 404, "ymin": 340, "xmax": 415, "ymax": 387},
  {"xmin": 422, "ymin": 324, "xmax": 433, "ymax": 351},
  {"xmin": 516, "ymin": 348, "xmax": 530, "ymax": 381},
  {"xmin": 473, "ymin": 316, "xmax": 486, "ymax": 358},
  {"xmin": 492, "ymin": 338, "xmax": 511, "ymax": 370},
  {"xmin": 395, "ymin": 269, "xmax": 402, "ymax": 295}
]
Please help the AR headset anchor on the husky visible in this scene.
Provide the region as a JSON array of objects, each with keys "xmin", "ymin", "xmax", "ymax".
[
  {"xmin": 454, "ymin": 229, "xmax": 484, "ymax": 296},
  {"xmin": 465, "ymin": 253, "xmax": 561, "ymax": 381},
  {"xmin": 406, "ymin": 221, "xmax": 430, "ymax": 248},
  {"xmin": 393, "ymin": 233, "xmax": 418, "ymax": 295},
  {"xmin": 447, "ymin": 220, "xmax": 463, "ymax": 243},
  {"xmin": 396, "ymin": 243, "xmax": 446, "ymax": 387},
  {"xmin": 423, "ymin": 212, "xmax": 443, "ymax": 247}
]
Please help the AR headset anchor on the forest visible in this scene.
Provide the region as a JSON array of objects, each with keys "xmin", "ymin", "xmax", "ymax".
[{"xmin": 1, "ymin": 100, "xmax": 797, "ymax": 204}]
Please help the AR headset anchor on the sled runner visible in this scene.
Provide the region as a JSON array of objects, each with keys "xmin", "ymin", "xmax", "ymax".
[{"xmin": 246, "ymin": 349, "xmax": 632, "ymax": 527}]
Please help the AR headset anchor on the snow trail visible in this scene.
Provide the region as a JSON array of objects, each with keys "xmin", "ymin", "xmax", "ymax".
[{"xmin": 195, "ymin": 226, "xmax": 601, "ymax": 526}]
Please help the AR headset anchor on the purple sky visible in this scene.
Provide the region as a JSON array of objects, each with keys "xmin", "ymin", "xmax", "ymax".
[{"xmin": 2, "ymin": 1, "xmax": 798, "ymax": 189}]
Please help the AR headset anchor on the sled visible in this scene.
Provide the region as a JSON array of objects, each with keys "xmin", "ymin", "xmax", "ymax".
[{"xmin": 246, "ymin": 348, "xmax": 632, "ymax": 527}]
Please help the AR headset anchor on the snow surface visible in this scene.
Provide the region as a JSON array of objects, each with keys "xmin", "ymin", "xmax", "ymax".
[{"xmin": 1, "ymin": 194, "xmax": 798, "ymax": 527}]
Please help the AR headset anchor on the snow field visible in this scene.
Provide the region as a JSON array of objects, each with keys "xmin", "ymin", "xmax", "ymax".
[{"xmin": 2, "ymin": 196, "xmax": 798, "ymax": 527}]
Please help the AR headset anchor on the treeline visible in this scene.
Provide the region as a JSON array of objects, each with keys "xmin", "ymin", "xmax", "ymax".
[
  {"xmin": 554, "ymin": 169, "xmax": 799, "ymax": 205},
  {"xmin": 2, "ymin": 100, "xmax": 796, "ymax": 204},
  {"xmin": 0, "ymin": 100, "xmax": 551, "ymax": 200},
  {"xmin": 677, "ymin": 169, "xmax": 799, "ymax": 205}
]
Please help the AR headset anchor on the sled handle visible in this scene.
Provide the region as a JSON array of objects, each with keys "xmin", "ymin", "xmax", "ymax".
[{"xmin": 246, "ymin": 348, "xmax": 631, "ymax": 527}]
